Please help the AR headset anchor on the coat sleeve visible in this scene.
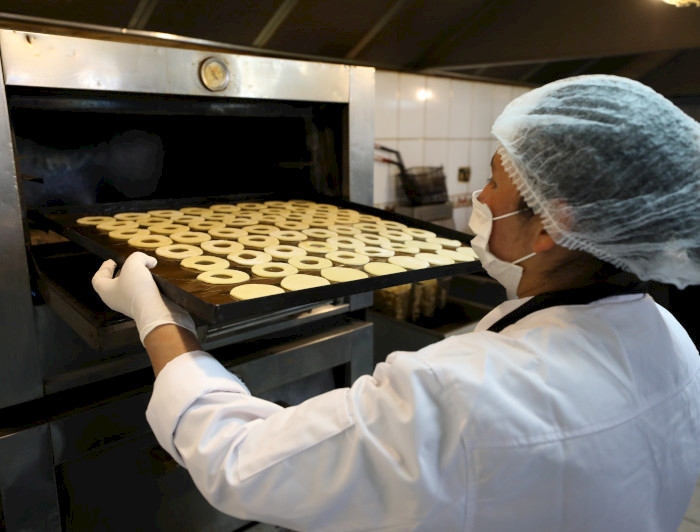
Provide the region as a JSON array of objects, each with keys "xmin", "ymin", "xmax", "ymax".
[{"xmin": 145, "ymin": 349, "xmax": 467, "ymax": 531}]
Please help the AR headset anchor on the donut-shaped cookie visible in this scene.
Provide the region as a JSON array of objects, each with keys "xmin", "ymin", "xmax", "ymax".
[
  {"xmin": 227, "ymin": 250, "xmax": 273, "ymax": 268},
  {"xmin": 281, "ymin": 274, "xmax": 331, "ymax": 291},
  {"xmin": 137, "ymin": 216, "xmax": 169, "ymax": 227},
  {"xmin": 245, "ymin": 224, "xmax": 278, "ymax": 236},
  {"xmin": 197, "ymin": 269, "xmax": 250, "ymax": 285},
  {"xmin": 310, "ymin": 203, "xmax": 338, "ymax": 213},
  {"xmin": 109, "ymin": 228, "xmax": 150, "ymax": 240},
  {"xmin": 261, "ymin": 207, "xmax": 291, "ymax": 217},
  {"xmin": 356, "ymin": 233, "xmax": 391, "ymax": 247},
  {"xmin": 426, "ymin": 237, "xmax": 462, "ymax": 249},
  {"xmin": 128, "ymin": 234, "xmax": 173, "ymax": 249},
  {"xmin": 201, "ymin": 212, "xmax": 233, "ymax": 223},
  {"xmin": 320, "ymin": 266, "xmax": 368, "ymax": 283},
  {"xmin": 179, "ymin": 207, "xmax": 212, "ymax": 216},
  {"xmin": 257, "ymin": 214, "xmax": 286, "ymax": 225},
  {"xmin": 227, "ymin": 216, "xmax": 261, "ymax": 228},
  {"xmin": 403, "ymin": 227, "xmax": 437, "ymax": 241},
  {"xmin": 239, "ymin": 235, "xmax": 279, "ymax": 250},
  {"xmin": 327, "ymin": 236, "xmax": 365, "ymax": 251},
  {"xmin": 378, "ymin": 229, "xmax": 412, "ymax": 243},
  {"xmin": 328, "ymin": 224, "xmax": 361, "ymax": 236},
  {"xmin": 270, "ymin": 230, "xmax": 307, "ymax": 243},
  {"xmin": 407, "ymin": 240, "xmax": 442, "ymax": 252},
  {"xmin": 148, "ymin": 209, "xmax": 183, "ymax": 219},
  {"xmin": 325, "ymin": 250, "xmax": 370, "ymax": 267},
  {"xmin": 360, "ymin": 246, "xmax": 394, "ymax": 259},
  {"xmin": 251, "ymin": 262, "xmax": 299, "ymax": 279},
  {"xmin": 416, "ymin": 252, "xmax": 455, "ymax": 266},
  {"xmin": 171, "ymin": 231, "xmax": 211, "ymax": 244},
  {"xmin": 155, "ymin": 244, "xmax": 204, "ymax": 260},
  {"xmin": 200, "ymin": 240, "xmax": 244, "ymax": 255},
  {"xmin": 114, "ymin": 212, "xmax": 148, "ymax": 221},
  {"xmin": 264, "ymin": 200, "xmax": 290, "ymax": 209},
  {"xmin": 364, "ymin": 262, "xmax": 407, "ymax": 276},
  {"xmin": 380, "ymin": 242, "xmax": 421, "ymax": 255},
  {"xmin": 287, "ymin": 256, "xmax": 333, "ymax": 271},
  {"xmin": 264, "ymin": 245, "xmax": 307, "ymax": 260},
  {"xmin": 275, "ymin": 221, "xmax": 310, "ymax": 231},
  {"xmin": 307, "ymin": 216, "xmax": 336, "ymax": 228},
  {"xmin": 388, "ymin": 255, "xmax": 430, "ymax": 270},
  {"xmin": 352, "ymin": 222, "xmax": 384, "ymax": 234},
  {"xmin": 381, "ymin": 220, "xmax": 407, "ymax": 231},
  {"xmin": 76, "ymin": 215, "xmax": 115, "ymax": 226},
  {"xmin": 236, "ymin": 202, "xmax": 266, "ymax": 212},
  {"xmin": 435, "ymin": 248, "xmax": 479, "ymax": 262},
  {"xmin": 189, "ymin": 220, "xmax": 226, "ymax": 232},
  {"xmin": 284, "ymin": 213, "xmax": 313, "ymax": 223},
  {"xmin": 299, "ymin": 240, "xmax": 338, "ymax": 255},
  {"xmin": 181, "ymin": 255, "xmax": 230, "ymax": 272},
  {"xmin": 208, "ymin": 227, "xmax": 247, "ymax": 240},
  {"xmin": 96, "ymin": 220, "xmax": 139, "ymax": 232},
  {"xmin": 357, "ymin": 214, "xmax": 382, "ymax": 223},
  {"xmin": 148, "ymin": 222, "xmax": 189, "ymax": 235},
  {"xmin": 171, "ymin": 215, "xmax": 205, "ymax": 225},
  {"xmin": 302, "ymin": 228, "xmax": 338, "ymax": 240},
  {"xmin": 230, "ymin": 283, "xmax": 285, "ymax": 300},
  {"xmin": 456, "ymin": 247, "xmax": 479, "ymax": 260},
  {"xmin": 209, "ymin": 204, "xmax": 241, "ymax": 214}
]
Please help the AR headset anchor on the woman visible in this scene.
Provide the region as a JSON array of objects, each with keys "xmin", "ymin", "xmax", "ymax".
[{"xmin": 93, "ymin": 75, "xmax": 700, "ymax": 531}]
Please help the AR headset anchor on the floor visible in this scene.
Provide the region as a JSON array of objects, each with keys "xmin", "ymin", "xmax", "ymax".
[{"xmin": 244, "ymin": 475, "xmax": 700, "ymax": 532}]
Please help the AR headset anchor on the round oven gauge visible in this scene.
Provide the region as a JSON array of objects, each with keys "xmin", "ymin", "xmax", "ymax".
[{"xmin": 199, "ymin": 57, "xmax": 230, "ymax": 92}]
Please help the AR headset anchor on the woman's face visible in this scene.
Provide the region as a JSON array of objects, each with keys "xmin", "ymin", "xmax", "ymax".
[{"xmin": 477, "ymin": 151, "xmax": 539, "ymax": 263}]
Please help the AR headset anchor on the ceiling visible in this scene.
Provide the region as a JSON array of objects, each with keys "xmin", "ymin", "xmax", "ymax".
[{"xmin": 1, "ymin": 0, "xmax": 699, "ymax": 103}]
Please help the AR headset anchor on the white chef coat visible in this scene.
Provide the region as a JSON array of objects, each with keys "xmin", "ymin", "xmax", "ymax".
[{"xmin": 146, "ymin": 293, "xmax": 700, "ymax": 531}]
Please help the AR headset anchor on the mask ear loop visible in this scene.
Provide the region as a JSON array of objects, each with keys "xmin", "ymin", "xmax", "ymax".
[{"xmin": 492, "ymin": 208, "xmax": 529, "ymax": 221}]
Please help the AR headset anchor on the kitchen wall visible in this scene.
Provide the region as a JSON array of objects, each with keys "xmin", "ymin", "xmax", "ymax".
[{"xmin": 372, "ymin": 70, "xmax": 531, "ymax": 232}]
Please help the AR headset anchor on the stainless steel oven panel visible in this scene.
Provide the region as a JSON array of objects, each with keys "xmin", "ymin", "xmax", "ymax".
[
  {"xmin": 0, "ymin": 30, "xmax": 352, "ymax": 104},
  {"xmin": 0, "ymin": 49, "xmax": 41, "ymax": 410}
]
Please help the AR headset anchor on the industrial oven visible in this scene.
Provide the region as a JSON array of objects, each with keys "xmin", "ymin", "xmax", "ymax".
[{"xmin": 0, "ymin": 29, "xmax": 479, "ymax": 530}]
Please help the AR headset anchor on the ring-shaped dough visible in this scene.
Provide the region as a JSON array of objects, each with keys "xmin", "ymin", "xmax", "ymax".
[
  {"xmin": 275, "ymin": 221, "xmax": 310, "ymax": 231},
  {"xmin": 299, "ymin": 240, "xmax": 338, "ymax": 255},
  {"xmin": 197, "ymin": 269, "xmax": 250, "ymax": 285},
  {"xmin": 251, "ymin": 262, "xmax": 299, "ymax": 279},
  {"xmin": 137, "ymin": 216, "xmax": 169, "ymax": 227},
  {"xmin": 357, "ymin": 214, "xmax": 382, "ymax": 222},
  {"xmin": 245, "ymin": 224, "xmax": 278, "ymax": 236},
  {"xmin": 270, "ymin": 230, "xmax": 307, "ymax": 243},
  {"xmin": 77, "ymin": 216, "xmax": 115, "ymax": 226},
  {"xmin": 435, "ymin": 248, "xmax": 479, "ymax": 262},
  {"xmin": 114, "ymin": 212, "xmax": 148, "ymax": 221},
  {"xmin": 148, "ymin": 222, "xmax": 189, "ymax": 235},
  {"xmin": 287, "ymin": 256, "xmax": 333, "ymax": 271},
  {"xmin": 227, "ymin": 250, "xmax": 273, "ymax": 267},
  {"xmin": 155, "ymin": 244, "xmax": 204, "ymax": 260},
  {"xmin": 352, "ymin": 222, "xmax": 384, "ymax": 234},
  {"xmin": 208, "ymin": 227, "xmax": 247, "ymax": 240},
  {"xmin": 170, "ymin": 231, "xmax": 211, "ymax": 244},
  {"xmin": 378, "ymin": 230, "xmax": 412, "ymax": 243},
  {"xmin": 456, "ymin": 247, "xmax": 479, "ymax": 260},
  {"xmin": 181, "ymin": 255, "xmax": 230, "ymax": 272},
  {"xmin": 320, "ymin": 266, "xmax": 368, "ymax": 283},
  {"xmin": 239, "ymin": 235, "xmax": 279, "ymax": 250},
  {"xmin": 407, "ymin": 240, "xmax": 442, "ymax": 252},
  {"xmin": 380, "ymin": 242, "xmax": 421, "ymax": 255},
  {"xmin": 381, "ymin": 220, "xmax": 407, "ymax": 231},
  {"xmin": 264, "ymin": 245, "xmax": 307, "ymax": 260},
  {"xmin": 209, "ymin": 204, "xmax": 241, "ymax": 214},
  {"xmin": 200, "ymin": 240, "xmax": 244, "ymax": 255},
  {"xmin": 326, "ymin": 236, "xmax": 365, "ymax": 251},
  {"xmin": 109, "ymin": 228, "xmax": 150, "ymax": 240},
  {"xmin": 360, "ymin": 246, "xmax": 394, "ymax": 259},
  {"xmin": 189, "ymin": 220, "xmax": 226, "ymax": 232},
  {"xmin": 403, "ymin": 227, "xmax": 437, "ymax": 240},
  {"xmin": 281, "ymin": 274, "xmax": 331, "ymax": 291},
  {"xmin": 148, "ymin": 210, "xmax": 183, "ymax": 219},
  {"xmin": 388, "ymin": 255, "xmax": 430, "ymax": 270},
  {"xmin": 257, "ymin": 214, "xmax": 286, "ymax": 225},
  {"xmin": 302, "ymin": 228, "xmax": 338, "ymax": 240},
  {"xmin": 179, "ymin": 207, "xmax": 212, "ymax": 216},
  {"xmin": 128, "ymin": 234, "xmax": 173, "ymax": 249},
  {"xmin": 328, "ymin": 224, "xmax": 361, "ymax": 236},
  {"xmin": 172, "ymin": 215, "xmax": 205, "ymax": 225},
  {"xmin": 227, "ymin": 216, "xmax": 261, "ymax": 228},
  {"xmin": 236, "ymin": 202, "xmax": 265, "ymax": 211},
  {"xmin": 356, "ymin": 233, "xmax": 391, "ymax": 246},
  {"xmin": 230, "ymin": 283, "xmax": 285, "ymax": 300},
  {"xmin": 416, "ymin": 252, "xmax": 455, "ymax": 266},
  {"xmin": 426, "ymin": 237, "xmax": 463, "ymax": 249},
  {"xmin": 97, "ymin": 220, "xmax": 139, "ymax": 232},
  {"xmin": 201, "ymin": 212, "xmax": 233, "ymax": 222},
  {"xmin": 325, "ymin": 250, "xmax": 370, "ymax": 267}
]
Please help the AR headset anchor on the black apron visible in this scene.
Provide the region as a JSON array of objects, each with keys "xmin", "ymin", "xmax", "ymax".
[{"xmin": 487, "ymin": 283, "xmax": 647, "ymax": 333}]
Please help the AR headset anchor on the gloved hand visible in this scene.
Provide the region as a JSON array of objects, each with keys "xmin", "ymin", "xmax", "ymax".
[{"xmin": 92, "ymin": 251, "xmax": 197, "ymax": 345}]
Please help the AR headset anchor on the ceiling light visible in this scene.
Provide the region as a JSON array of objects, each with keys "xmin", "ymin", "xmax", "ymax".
[{"xmin": 661, "ymin": 0, "xmax": 700, "ymax": 6}]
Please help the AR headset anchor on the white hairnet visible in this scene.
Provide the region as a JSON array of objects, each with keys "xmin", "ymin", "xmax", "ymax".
[{"xmin": 492, "ymin": 74, "xmax": 700, "ymax": 289}]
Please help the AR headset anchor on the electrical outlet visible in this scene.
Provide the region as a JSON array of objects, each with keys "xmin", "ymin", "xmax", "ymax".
[{"xmin": 458, "ymin": 167, "xmax": 471, "ymax": 182}]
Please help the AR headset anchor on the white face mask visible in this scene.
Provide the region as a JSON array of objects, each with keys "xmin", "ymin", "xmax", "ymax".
[{"xmin": 468, "ymin": 190, "xmax": 536, "ymax": 300}]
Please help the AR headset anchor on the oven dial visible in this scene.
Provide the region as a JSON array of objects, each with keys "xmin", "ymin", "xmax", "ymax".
[{"xmin": 199, "ymin": 57, "xmax": 230, "ymax": 92}]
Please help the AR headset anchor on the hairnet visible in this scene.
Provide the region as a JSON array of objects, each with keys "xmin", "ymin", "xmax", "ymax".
[{"xmin": 492, "ymin": 74, "xmax": 700, "ymax": 289}]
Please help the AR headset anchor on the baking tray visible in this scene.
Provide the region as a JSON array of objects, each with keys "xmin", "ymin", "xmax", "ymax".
[{"xmin": 29, "ymin": 193, "xmax": 482, "ymax": 324}]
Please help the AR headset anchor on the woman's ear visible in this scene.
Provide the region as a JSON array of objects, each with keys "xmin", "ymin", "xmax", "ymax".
[{"xmin": 533, "ymin": 226, "xmax": 556, "ymax": 253}]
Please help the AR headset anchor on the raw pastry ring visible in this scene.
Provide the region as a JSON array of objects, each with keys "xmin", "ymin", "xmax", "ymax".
[
  {"xmin": 230, "ymin": 283, "xmax": 284, "ymax": 300},
  {"xmin": 251, "ymin": 262, "xmax": 299, "ymax": 279},
  {"xmin": 96, "ymin": 220, "xmax": 139, "ymax": 232},
  {"xmin": 197, "ymin": 269, "xmax": 250, "ymax": 284},
  {"xmin": 155, "ymin": 244, "xmax": 204, "ymax": 260},
  {"xmin": 170, "ymin": 231, "xmax": 211, "ymax": 244},
  {"xmin": 109, "ymin": 228, "xmax": 150, "ymax": 240},
  {"xmin": 128, "ymin": 234, "xmax": 173, "ymax": 249},
  {"xmin": 181, "ymin": 255, "xmax": 230, "ymax": 272},
  {"xmin": 200, "ymin": 240, "xmax": 244, "ymax": 255}
]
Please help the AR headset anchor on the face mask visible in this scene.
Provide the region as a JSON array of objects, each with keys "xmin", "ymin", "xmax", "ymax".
[{"xmin": 468, "ymin": 190, "xmax": 536, "ymax": 300}]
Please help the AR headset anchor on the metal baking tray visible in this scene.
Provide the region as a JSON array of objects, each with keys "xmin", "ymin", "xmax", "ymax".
[{"xmin": 29, "ymin": 193, "xmax": 482, "ymax": 324}]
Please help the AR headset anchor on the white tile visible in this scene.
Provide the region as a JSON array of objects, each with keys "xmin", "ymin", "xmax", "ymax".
[
  {"xmin": 424, "ymin": 139, "xmax": 448, "ymax": 168},
  {"xmin": 453, "ymin": 205, "xmax": 473, "ymax": 235},
  {"xmin": 446, "ymin": 140, "xmax": 470, "ymax": 196},
  {"xmin": 425, "ymin": 77, "xmax": 450, "ymax": 139},
  {"xmin": 398, "ymin": 74, "xmax": 426, "ymax": 139},
  {"xmin": 397, "ymin": 139, "xmax": 425, "ymax": 168},
  {"xmin": 374, "ymin": 70, "xmax": 399, "ymax": 139},
  {"xmin": 492, "ymin": 84, "xmax": 513, "ymax": 126},
  {"xmin": 469, "ymin": 139, "xmax": 494, "ymax": 193},
  {"xmin": 471, "ymin": 82, "xmax": 495, "ymax": 139},
  {"xmin": 510, "ymin": 85, "xmax": 532, "ymax": 101},
  {"xmin": 448, "ymin": 80, "xmax": 474, "ymax": 139}
]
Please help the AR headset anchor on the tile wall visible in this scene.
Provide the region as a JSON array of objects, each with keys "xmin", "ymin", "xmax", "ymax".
[{"xmin": 373, "ymin": 70, "xmax": 531, "ymax": 232}]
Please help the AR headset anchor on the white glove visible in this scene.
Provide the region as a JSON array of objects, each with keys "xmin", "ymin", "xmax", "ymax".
[{"xmin": 92, "ymin": 251, "xmax": 197, "ymax": 345}]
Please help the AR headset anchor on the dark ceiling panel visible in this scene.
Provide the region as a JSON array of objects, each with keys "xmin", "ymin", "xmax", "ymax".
[
  {"xmin": 639, "ymin": 49, "xmax": 700, "ymax": 98},
  {"xmin": 265, "ymin": 0, "xmax": 399, "ymax": 57},
  {"xmin": 144, "ymin": 0, "xmax": 286, "ymax": 46},
  {"xmin": 355, "ymin": 0, "xmax": 488, "ymax": 68},
  {"xmin": 0, "ymin": 0, "xmax": 139, "ymax": 27}
]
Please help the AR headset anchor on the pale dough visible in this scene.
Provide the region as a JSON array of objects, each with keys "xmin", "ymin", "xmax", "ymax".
[
  {"xmin": 230, "ymin": 283, "xmax": 285, "ymax": 300},
  {"xmin": 197, "ymin": 269, "xmax": 250, "ymax": 284},
  {"xmin": 280, "ymin": 274, "xmax": 331, "ymax": 291},
  {"xmin": 364, "ymin": 262, "xmax": 407, "ymax": 276},
  {"xmin": 415, "ymin": 252, "xmax": 455, "ymax": 266},
  {"xmin": 128, "ymin": 234, "xmax": 173, "ymax": 249},
  {"xmin": 181, "ymin": 255, "xmax": 230, "ymax": 272},
  {"xmin": 320, "ymin": 266, "xmax": 368, "ymax": 283},
  {"xmin": 170, "ymin": 231, "xmax": 211, "ymax": 244},
  {"xmin": 155, "ymin": 244, "xmax": 204, "ymax": 260},
  {"xmin": 109, "ymin": 228, "xmax": 150, "ymax": 240},
  {"xmin": 200, "ymin": 240, "xmax": 244, "ymax": 255},
  {"xmin": 388, "ymin": 255, "xmax": 430, "ymax": 270},
  {"xmin": 251, "ymin": 262, "xmax": 299, "ymax": 279},
  {"xmin": 96, "ymin": 220, "xmax": 139, "ymax": 232},
  {"xmin": 287, "ymin": 256, "xmax": 333, "ymax": 271}
]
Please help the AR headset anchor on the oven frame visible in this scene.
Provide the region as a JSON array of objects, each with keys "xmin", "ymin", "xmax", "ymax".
[{"xmin": 0, "ymin": 29, "xmax": 375, "ymax": 410}]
